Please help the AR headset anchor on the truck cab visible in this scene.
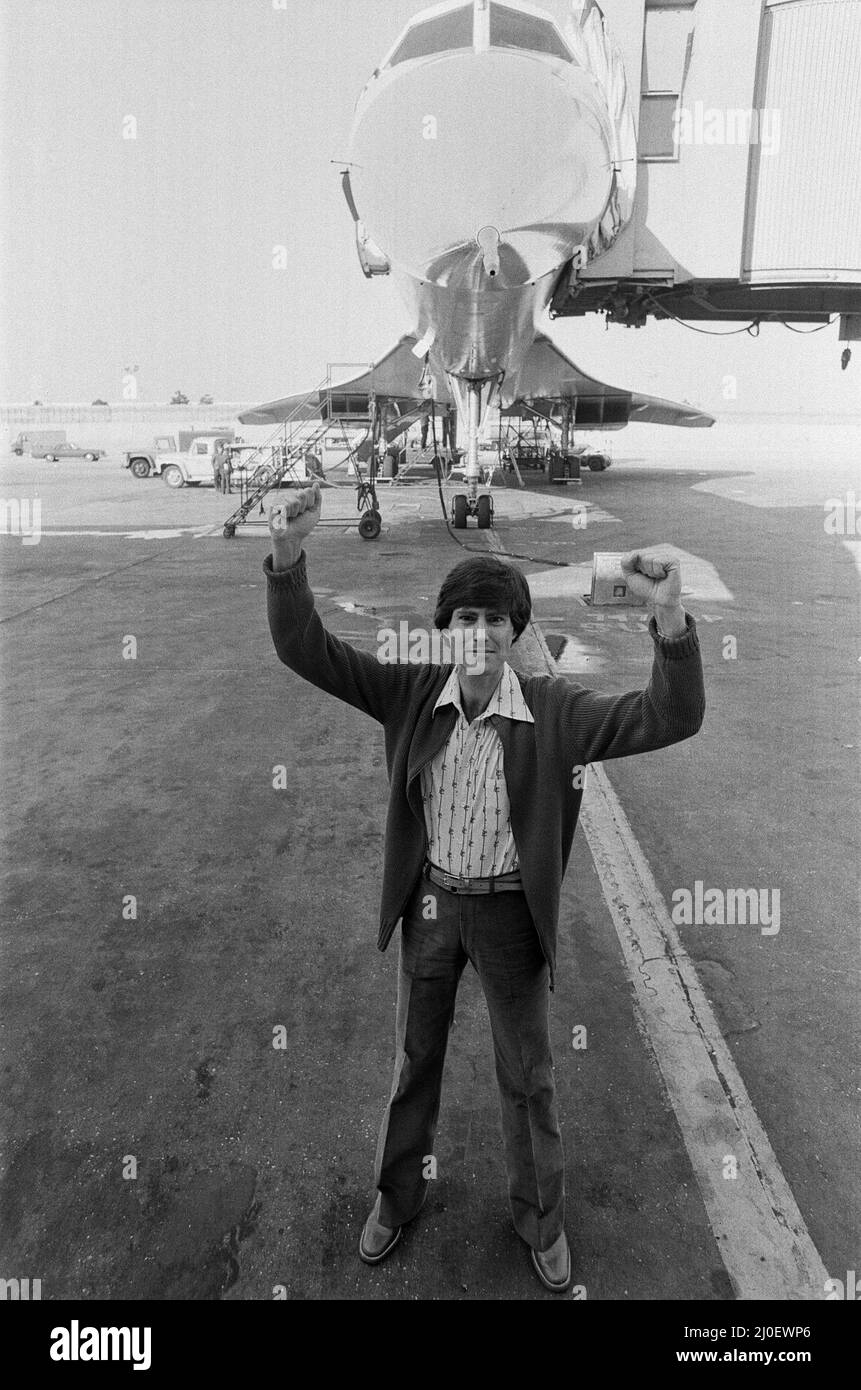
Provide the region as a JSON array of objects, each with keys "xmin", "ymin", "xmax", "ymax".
[
  {"xmin": 159, "ymin": 437, "xmax": 232, "ymax": 487},
  {"xmin": 124, "ymin": 428, "xmax": 234, "ymax": 479}
]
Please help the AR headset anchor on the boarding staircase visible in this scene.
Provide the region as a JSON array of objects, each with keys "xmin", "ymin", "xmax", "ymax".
[
  {"xmin": 220, "ymin": 385, "xmax": 437, "ymax": 541},
  {"xmin": 221, "ymin": 370, "xmax": 358, "ymax": 537},
  {"xmin": 221, "ymin": 420, "xmax": 332, "ymax": 537}
]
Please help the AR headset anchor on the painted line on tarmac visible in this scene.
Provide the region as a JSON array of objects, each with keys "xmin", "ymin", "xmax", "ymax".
[
  {"xmin": 0, "ymin": 549, "xmax": 170, "ymax": 622},
  {"xmin": 14, "ymin": 527, "xmax": 219, "ymax": 539},
  {"xmin": 487, "ymin": 532, "xmax": 828, "ymax": 1300},
  {"xmin": 574, "ymin": 763, "xmax": 828, "ymax": 1301}
]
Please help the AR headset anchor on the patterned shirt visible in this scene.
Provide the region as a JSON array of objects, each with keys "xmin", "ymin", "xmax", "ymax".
[{"xmin": 421, "ymin": 662, "xmax": 534, "ymax": 878}]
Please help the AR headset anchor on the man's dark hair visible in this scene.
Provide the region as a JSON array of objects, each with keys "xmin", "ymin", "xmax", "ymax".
[{"xmin": 433, "ymin": 554, "xmax": 532, "ymax": 641}]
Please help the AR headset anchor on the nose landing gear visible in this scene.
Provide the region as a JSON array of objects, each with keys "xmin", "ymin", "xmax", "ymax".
[
  {"xmin": 451, "ymin": 492, "xmax": 493, "ymax": 529},
  {"xmin": 449, "ymin": 377, "xmax": 496, "ymax": 530}
]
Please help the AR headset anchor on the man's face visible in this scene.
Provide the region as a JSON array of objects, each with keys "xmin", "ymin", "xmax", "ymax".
[{"xmin": 447, "ymin": 605, "xmax": 515, "ymax": 677}]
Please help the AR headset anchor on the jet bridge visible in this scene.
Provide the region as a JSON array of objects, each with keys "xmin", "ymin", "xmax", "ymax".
[{"xmin": 550, "ymin": 0, "xmax": 861, "ymax": 348}]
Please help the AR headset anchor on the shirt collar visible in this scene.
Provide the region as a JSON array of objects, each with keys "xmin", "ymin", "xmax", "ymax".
[{"xmin": 432, "ymin": 662, "xmax": 534, "ymax": 725}]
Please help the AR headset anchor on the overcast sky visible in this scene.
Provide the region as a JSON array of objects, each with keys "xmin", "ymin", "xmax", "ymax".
[{"xmin": 1, "ymin": 0, "xmax": 858, "ymax": 414}]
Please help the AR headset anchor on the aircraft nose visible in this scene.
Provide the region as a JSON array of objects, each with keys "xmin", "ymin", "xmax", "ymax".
[{"xmin": 349, "ymin": 49, "xmax": 613, "ymax": 286}]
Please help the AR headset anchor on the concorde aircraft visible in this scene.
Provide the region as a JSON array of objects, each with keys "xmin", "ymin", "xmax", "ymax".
[{"xmin": 239, "ymin": 0, "xmax": 861, "ymax": 537}]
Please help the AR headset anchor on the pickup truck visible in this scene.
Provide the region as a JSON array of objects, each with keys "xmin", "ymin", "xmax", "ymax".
[
  {"xmin": 124, "ymin": 428, "xmax": 234, "ymax": 479},
  {"xmin": 157, "ymin": 436, "xmax": 231, "ymax": 487},
  {"xmin": 159, "ymin": 438, "xmax": 312, "ymax": 489}
]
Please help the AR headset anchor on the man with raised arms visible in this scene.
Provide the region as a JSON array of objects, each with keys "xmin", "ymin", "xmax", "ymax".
[{"xmin": 263, "ymin": 481, "xmax": 705, "ymax": 1294}]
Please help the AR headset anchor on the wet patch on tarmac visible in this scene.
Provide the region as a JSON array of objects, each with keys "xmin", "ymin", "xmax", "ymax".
[
  {"xmin": 586, "ymin": 1178, "xmax": 642, "ymax": 1213},
  {"xmin": 329, "ymin": 597, "xmax": 379, "ymax": 619},
  {"xmin": 0, "ymin": 1130, "xmax": 261, "ymax": 1298},
  {"xmin": 543, "ymin": 632, "xmax": 605, "ymax": 674},
  {"xmin": 195, "ymin": 1058, "xmax": 216, "ymax": 1102},
  {"xmin": 133, "ymin": 1158, "xmax": 261, "ymax": 1299},
  {"xmin": 691, "ymin": 960, "xmax": 761, "ymax": 1037}
]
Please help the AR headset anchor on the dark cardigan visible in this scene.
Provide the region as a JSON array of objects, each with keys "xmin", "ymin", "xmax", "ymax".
[{"xmin": 264, "ymin": 550, "xmax": 705, "ymax": 989}]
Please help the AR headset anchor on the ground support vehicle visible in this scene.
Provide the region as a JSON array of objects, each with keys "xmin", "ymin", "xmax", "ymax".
[
  {"xmin": 123, "ymin": 428, "xmax": 235, "ymax": 479},
  {"xmin": 11, "ymin": 430, "xmax": 67, "ymax": 456}
]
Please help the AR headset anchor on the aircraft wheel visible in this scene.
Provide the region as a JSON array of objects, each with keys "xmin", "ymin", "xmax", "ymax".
[
  {"xmin": 162, "ymin": 465, "xmax": 184, "ymax": 488},
  {"xmin": 452, "ymin": 494, "xmax": 468, "ymax": 529},
  {"xmin": 588, "ymin": 455, "xmax": 610, "ymax": 471},
  {"xmin": 476, "ymin": 495, "xmax": 493, "ymax": 529},
  {"xmin": 223, "ymin": 524, "xmax": 236, "ymax": 539},
  {"xmin": 359, "ymin": 511, "xmax": 382, "ymax": 540}
]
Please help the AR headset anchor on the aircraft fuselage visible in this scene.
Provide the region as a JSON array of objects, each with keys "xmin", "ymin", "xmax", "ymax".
[{"xmin": 347, "ymin": 7, "xmax": 615, "ymax": 393}]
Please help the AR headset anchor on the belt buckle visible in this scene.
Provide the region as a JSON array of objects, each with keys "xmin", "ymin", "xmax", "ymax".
[{"xmin": 442, "ymin": 871, "xmax": 461, "ymax": 893}]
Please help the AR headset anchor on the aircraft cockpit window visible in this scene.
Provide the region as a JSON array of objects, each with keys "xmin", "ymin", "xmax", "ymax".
[
  {"xmin": 389, "ymin": 6, "xmax": 474, "ymax": 65},
  {"xmin": 489, "ymin": 4, "xmax": 573, "ymax": 61}
]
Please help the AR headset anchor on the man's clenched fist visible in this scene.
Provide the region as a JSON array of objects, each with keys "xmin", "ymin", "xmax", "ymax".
[
  {"xmin": 269, "ymin": 483, "xmax": 322, "ymax": 570},
  {"xmin": 620, "ymin": 551, "xmax": 681, "ymax": 606},
  {"xmin": 620, "ymin": 551, "xmax": 687, "ymax": 638}
]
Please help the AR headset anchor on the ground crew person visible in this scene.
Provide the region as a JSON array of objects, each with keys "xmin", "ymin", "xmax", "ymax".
[
  {"xmin": 420, "ymin": 404, "xmax": 433, "ymax": 449},
  {"xmin": 221, "ymin": 444, "xmax": 233, "ymax": 495},
  {"xmin": 442, "ymin": 404, "xmax": 457, "ymax": 459},
  {"xmin": 212, "ymin": 440, "xmax": 230, "ymax": 494}
]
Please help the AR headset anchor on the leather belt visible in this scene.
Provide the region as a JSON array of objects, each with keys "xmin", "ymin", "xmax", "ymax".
[{"xmin": 424, "ymin": 860, "xmax": 523, "ymax": 895}]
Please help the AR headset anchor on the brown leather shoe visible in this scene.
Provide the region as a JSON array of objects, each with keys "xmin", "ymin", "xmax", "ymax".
[{"xmin": 530, "ymin": 1231, "xmax": 572, "ymax": 1293}]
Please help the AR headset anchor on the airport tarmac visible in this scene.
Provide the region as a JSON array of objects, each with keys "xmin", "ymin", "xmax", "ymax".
[{"xmin": 0, "ymin": 428, "xmax": 858, "ymax": 1301}]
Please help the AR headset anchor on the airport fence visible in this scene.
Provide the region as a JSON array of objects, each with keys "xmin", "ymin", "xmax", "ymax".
[{"xmin": 0, "ymin": 404, "xmax": 256, "ymax": 426}]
